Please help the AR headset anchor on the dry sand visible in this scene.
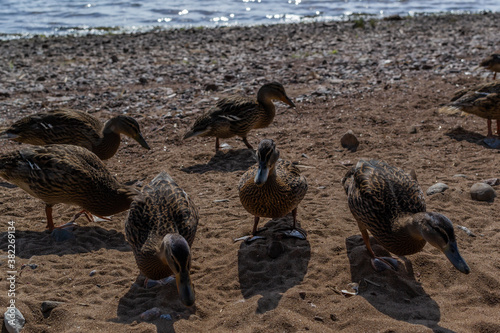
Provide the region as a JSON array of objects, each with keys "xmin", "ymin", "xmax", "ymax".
[{"xmin": 0, "ymin": 12, "xmax": 499, "ymax": 333}]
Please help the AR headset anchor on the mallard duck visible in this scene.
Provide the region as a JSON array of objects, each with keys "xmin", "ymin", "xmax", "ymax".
[
  {"xmin": 0, "ymin": 109, "xmax": 150, "ymax": 160},
  {"xmin": 183, "ymin": 82, "xmax": 295, "ymax": 152},
  {"xmin": 237, "ymin": 139, "xmax": 308, "ymax": 242},
  {"xmin": 444, "ymin": 82, "xmax": 500, "ymax": 137},
  {"xmin": 479, "ymin": 51, "xmax": 500, "ymax": 80},
  {"xmin": 125, "ymin": 172, "xmax": 198, "ymax": 307},
  {"xmin": 0, "ymin": 144, "xmax": 137, "ymax": 231},
  {"xmin": 342, "ymin": 159, "xmax": 470, "ymax": 274}
]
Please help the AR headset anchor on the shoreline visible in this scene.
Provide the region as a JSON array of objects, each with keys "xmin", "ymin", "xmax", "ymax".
[
  {"xmin": 0, "ymin": 10, "xmax": 498, "ymax": 41},
  {"xmin": 0, "ymin": 12, "xmax": 499, "ymax": 333}
]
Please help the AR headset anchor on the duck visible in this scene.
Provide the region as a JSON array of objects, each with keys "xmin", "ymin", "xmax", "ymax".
[
  {"xmin": 0, "ymin": 109, "xmax": 150, "ymax": 160},
  {"xmin": 236, "ymin": 139, "xmax": 308, "ymax": 242},
  {"xmin": 183, "ymin": 82, "xmax": 295, "ymax": 152},
  {"xmin": 342, "ymin": 159, "xmax": 470, "ymax": 274},
  {"xmin": 125, "ymin": 172, "xmax": 198, "ymax": 307},
  {"xmin": 443, "ymin": 81, "xmax": 500, "ymax": 137},
  {"xmin": 479, "ymin": 51, "xmax": 500, "ymax": 80},
  {"xmin": 0, "ymin": 144, "xmax": 137, "ymax": 231}
]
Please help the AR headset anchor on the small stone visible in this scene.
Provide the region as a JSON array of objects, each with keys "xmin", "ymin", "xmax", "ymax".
[
  {"xmin": 160, "ymin": 314, "xmax": 172, "ymax": 321},
  {"xmin": 89, "ymin": 270, "xmax": 97, "ymax": 277},
  {"xmin": 41, "ymin": 301, "xmax": 63, "ymax": 314},
  {"xmin": 140, "ymin": 307, "xmax": 161, "ymax": 321},
  {"xmin": 299, "ymin": 292, "xmax": 306, "ymax": 300},
  {"xmin": 470, "ymin": 183, "xmax": 496, "ymax": 202},
  {"xmin": 139, "ymin": 77, "xmax": 148, "ymax": 85},
  {"xmin": 4, "ymin": 307, "xmax": 25, "ymax": 333},
  {"xmin": 110, "ymin": 54, "xmax": 119, "ymax": 63},
  {"xmin": 314, "ymin": 316, "xmax": 324, "ymax": 322},
  {"xmin": 483, "ymin": 178, "xmax": 500, "ymax": 186},
  {"xmin": 340, "ymin": 130, "xmax": 359, "ymax": 152},
  {"xmin": 204, "ymin": 83, "xmax": 218, "ymax": 91},
  {"xmin": 51, "ymin": 228, "xmax": 75, "ymax": 242},
  {"xmin": 330, "ymin": 314, "xmax": 338, "ymax": 321},
  {"xmin": 426, "ymin": 183, "xmax": 449, "ymax": 196},
  {"xmin": 409, "ymin": 126, "xmax": 417, "ymax": 134},
  {"xmin": 453, "ymin": 174, "xmax": 468, "ymax": 178}
]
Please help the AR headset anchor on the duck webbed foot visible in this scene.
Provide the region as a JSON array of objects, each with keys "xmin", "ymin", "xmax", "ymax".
[
  {"xmin": 371, "ymin": 256, "xmax": 399, "ymax": 272},
  {"xmin": 144, "ymin": 276, "xmax": 175, "ymax": 289},
  {"xmin": 233, "ymin": 227, "xmax": 268, "ymax": 243},
  {"xmin": 277, "ymin": 227, "xmax": 307, "ymax": 240}
]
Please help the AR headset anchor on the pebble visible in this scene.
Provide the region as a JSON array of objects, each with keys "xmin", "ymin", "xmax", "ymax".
[
  {"xmin": 140, "ymin": 307, "xmax": 161, "ymax": 321},
  {"xmin": 426, "ymin": 183, "xmax": 449, "ymax": 195},
  {"xmin": 4, "ymin": 307, "xmax": 25, "ymax": 333},
  {"xmin": 41, "ymin": 301, "xmax": 63, "ymax": 314},
  {"xmin": 340, "ymin": 130, "xmax": 359, "ymax": 152},
  {"xmin": 470, "ymin": 183, "xmax": 496, "ymax": 202},
  {"xmin": 51, "ymin": 228, "xmax": 75, "ymax": 242},
  {"xmin": 89, "ymin": 270, "xmax": 97, "ymax": 277},
  {"xmin": 483, "ymin": 178, "xmax": 499, "ymax": 186}
]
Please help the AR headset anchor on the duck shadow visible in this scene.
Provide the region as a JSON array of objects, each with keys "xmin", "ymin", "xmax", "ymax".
[
  {"xmin": 445, "ymin": 127, "xmax": 500, "ymax": 149},
  {"xmin": 237, "ymin": 215, "xmax": 311, "ymax": 314},
  {"xmin": 112, "ymin": 275, "xmax": 195, "ymax": 333},
  {"xmin": 346, "ymin": 235, "xmax": 455, "ymax": 333},
  {"xmin": 0, "ymin": 226, "xmax": 131, "ymax": 259},
  {"xmin": 181, "ymin": 148, "xmax": 256, "ymax": 174}
]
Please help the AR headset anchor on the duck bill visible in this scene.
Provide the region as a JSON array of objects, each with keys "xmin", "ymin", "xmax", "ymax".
[
  {"xmin": 176, "ymin": 271, "xmax": 195, "ymax": 307},
  {"xmin": 135, "ymin": 134, "xmax": 151, "ymax": 150},
  {"xmin": 443, "ymin": 242, "xmax": 470, "ymax": 274},
  {"xmin": 282, "ymin": 95, "xmax": 296, "ymax": 108},
  {"xmin": 254, "ymin": 162, "xmax": 269, "ymax": 186}
]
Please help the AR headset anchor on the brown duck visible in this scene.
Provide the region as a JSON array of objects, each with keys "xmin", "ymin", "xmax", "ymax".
[
  {"xmin": 342, "ymin": 159, "xmax": 470, "ymax": 274},
  {"xmin": 0, "ymin": 109, "xmax": 150, "ymax": 160},
  {"xmin": 183, "ymin": 82, "xmax": 295, "ymax": 152},
  {"xmin": 479, "ymin": 51, "xmax": 500, "ymax": 80},
  {"xmin": 0, "ymin": 144, "xmax": 137, "ymax": 231},
  {"xmin": 443, "ymin": 81, "xmax": 500, "ymax": 137},
  {"xmin": 237, "ymin": 139, "xmax": 308, "ymax": 242},
  {"xmin": 125, "ymin": 172, "xmax": 198, "ymax": 307}
]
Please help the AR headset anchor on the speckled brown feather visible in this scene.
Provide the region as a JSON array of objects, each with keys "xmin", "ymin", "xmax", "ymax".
[
  {"xmin": 0, "ymin": 109, "xmax": 149, "ymax": 160},
  {"xmin": 239, "ymin": 159, "xmax": 307, "ymax": 219},
  {"xmin": 480, "ymin": 52, "xmax": 500, "ymax": 77},
  {"xmin": 184, "ymin": 82, "xmax": 294, "ymax": 145},
  {"xmin": 447, "ymin": 82, "xmax": 500, "ymax": 120},
  {"xmin": 0, "ymin": 144, "xmax": 137, "ymax": 217},
  {"xmin": 125, "ymin": 172, "xmax": 198, "ymax": 280},
  {"xmin": 342, "ymin": 160, "xmax": 427, "ymax": 255}
]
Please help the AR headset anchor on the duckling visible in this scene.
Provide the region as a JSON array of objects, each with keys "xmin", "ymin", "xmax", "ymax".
[
  {"xmin": 0, "ymin": 109, "xmax": 150, "ymax": 160},
  {"xmin": 342, "ymin": 159, "xmax": 470, "ymax": 274},
  {"xmin": 183, "ymin": 82, "xmax": 295, "ymax": 152},
  {"xmin": 443, "ymin": 82, "xmax": 500, "ymax": 137},
  {"xmin": 125, "ymin": 172, "xmax": 198, "ymax": 307},
  {"xmin": 0, "ymin": 144, "xmax": 137, "ymax": 231},
  {"xmin": 479, "ymin": 51, "xmax": 500, "ymax": 80},
  {"xmin": 237, "ymin": 139, "xmax": 308, "ymax": 242}
]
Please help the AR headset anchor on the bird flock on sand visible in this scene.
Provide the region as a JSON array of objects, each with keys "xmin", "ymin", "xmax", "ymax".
[{"xmin": 0, "ymin": 51, "xmax": 499, "ymax": 307}]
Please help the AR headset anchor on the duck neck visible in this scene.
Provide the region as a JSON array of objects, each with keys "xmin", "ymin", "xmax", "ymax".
[
  {"xmin": 256, "ymin": 93, "xmax": 276, "ymax": 128},
  {"xmin": 94, "ymin": 119, "xmax": 122, "ymax": 160},
  {"xmin": 373, "ymin": 213, "xmax": 428, "ymax": 256}
]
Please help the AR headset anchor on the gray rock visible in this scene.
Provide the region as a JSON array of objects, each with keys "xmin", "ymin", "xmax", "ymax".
[
  {"xmin": 340, "ymin": 130, "xmax": 359, "ymax": 152},
  {"xmin": 470, "ymin": 183, "xmax": 496, "ymax": 202},
  {"xmin": 483, "ymin": 178, "xmax": 500, "ymax": 186},
  {"xmin": 4, "ymin": 307, "xmax": 25, "ymax": 333},
  {"xmin": 426, "ymin": 183, "xmax": 449, "ymax": 195},
  {"xmin": 41, "ymin": 301, "xmax": 63, "ymax": 314}
]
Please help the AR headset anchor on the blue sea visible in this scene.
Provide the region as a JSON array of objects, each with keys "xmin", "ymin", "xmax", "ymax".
[{"xmin": 1, "ymin": 0, "xmax": 499, "ymax": 39}]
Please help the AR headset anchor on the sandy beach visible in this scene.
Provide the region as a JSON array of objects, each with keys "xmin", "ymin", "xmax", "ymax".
[{"xmin": 0, "ymin": 12, "xmax": 499, "ymax": 333}]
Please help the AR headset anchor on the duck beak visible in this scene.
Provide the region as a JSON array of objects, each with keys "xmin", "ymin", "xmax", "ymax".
[
  {"xmin": 443, "ymin": 242, "xmax": 470, "ymax": 274},
  {"xmin": 176, "ymin": 271, "xmax": 195, "ymax": 307},
  {"xmin": 135, "ymin": 134, "xmax": 151, "ymax": 150},
  {"xmin": 282, "ymin": 95, "xmax": 296, "ymax": 108},
  {"xmin": 254, "ymin": 162, "xmax": 269, "ymax": 186}
]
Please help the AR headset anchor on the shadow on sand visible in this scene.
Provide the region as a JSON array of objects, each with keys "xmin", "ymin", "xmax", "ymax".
[
  {"xmin": 0, "ymin": 226, "xmax": 131, "ymax": 259},
  {"xmin": 181, "ymin": 148, "xmax": 256, "ymax": 174},
  {"xmin": 445, "ymin": 126, "xmax": 500, "ymax": 149},
  {"xmin": 346, "ymin": 235, "xmax": 455, "ymax": 333},
  {"xmin": 113, "ymin": 275, "xmax": 195, "ymax": 333},
  {"xmin": 237, "ymin": 215, "xmax": 311, "ymax": 314}
]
